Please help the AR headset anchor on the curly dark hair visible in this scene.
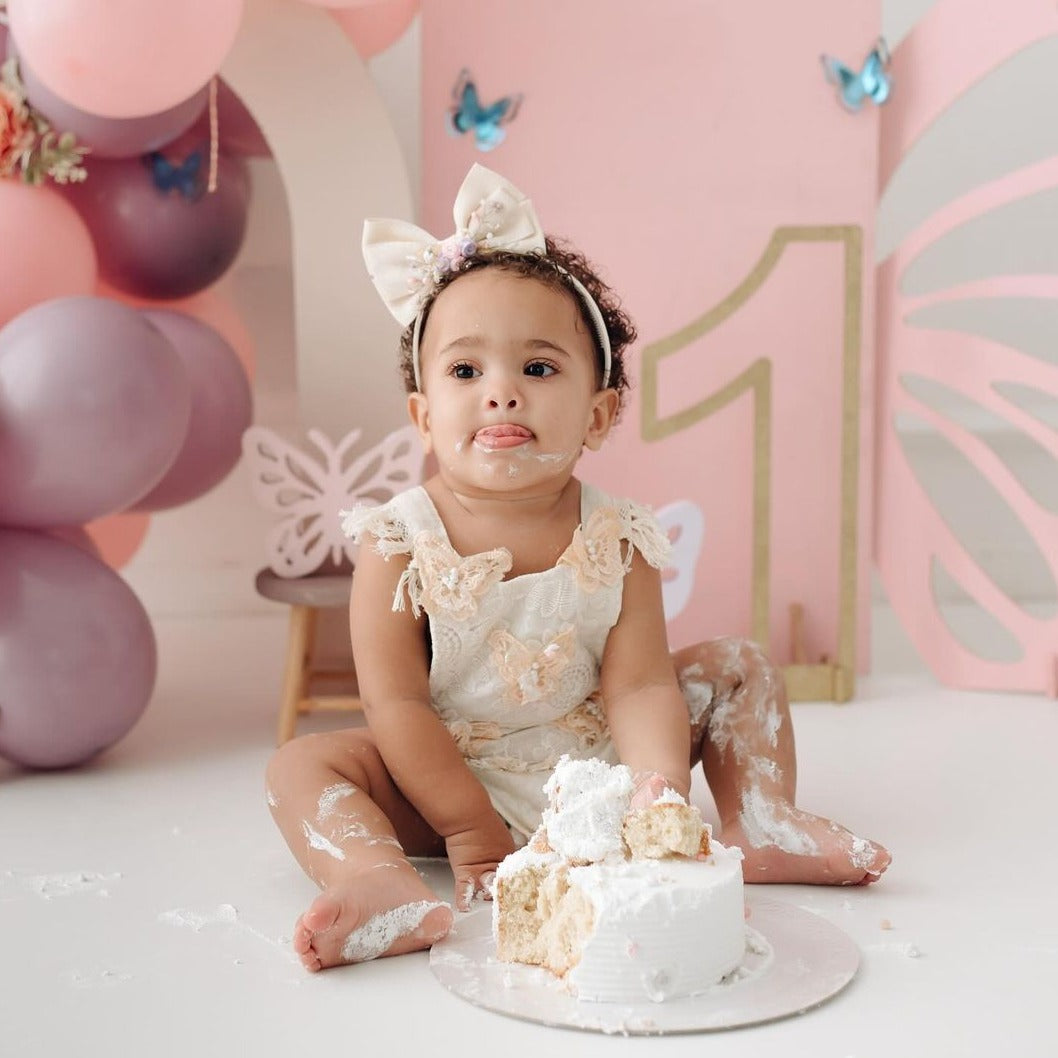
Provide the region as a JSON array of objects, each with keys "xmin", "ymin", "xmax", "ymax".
[{"xmin": 398, "ymin": 236, "xmax": 636, "ymax": 417}]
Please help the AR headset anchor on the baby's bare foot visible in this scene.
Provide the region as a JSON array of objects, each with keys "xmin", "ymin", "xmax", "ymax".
[
  {"xmin": 292, "ymin": 863, "xmax": 453, "ymax": 972},
  {"xmin": 722, "ymin": 795, "xmax": 890, "ymax": 886}
]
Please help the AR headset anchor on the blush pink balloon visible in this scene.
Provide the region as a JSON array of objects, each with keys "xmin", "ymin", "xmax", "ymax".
[
  {"xmin": 0, "ymin": 181, "xmax": 97, "ymax": 328},
  {"xmin": 6, "ymin": 0, "xmax": 245, "ymax": 119},
  {"xmin": 131, "ymin": 310, "xmax": 253, "ymax": 511},
  {"xmin": 0, "ymin": 528, "xmax": 156, "ymax": 769},
  {"xmin": 0, "ymin": 296, "xmax": 192, "ymax": 527},
  {"xmin": 62, "ymin": 151, "xmax": 251, "ymax": 300},
  {"xmin": 10, "ymin": 43, "xmax": 209, "ymax": 160},
  {"xmin": 330, "ymin": 0, "xmax": 419, "ymax": 58}
]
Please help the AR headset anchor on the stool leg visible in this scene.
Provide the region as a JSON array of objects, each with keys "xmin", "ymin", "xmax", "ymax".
[{"xmin": 277, "ymin": 604, "xmax": 313, "ymax": 745}]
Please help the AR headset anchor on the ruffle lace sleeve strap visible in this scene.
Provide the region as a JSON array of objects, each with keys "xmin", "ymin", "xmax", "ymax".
[
  {"xmin": 615, "ymin": 499, "xmax": 672, "ymax": 571},
  {"xmin": 339, "ymin": 502, "xmax": 412, "ymax": 558}
]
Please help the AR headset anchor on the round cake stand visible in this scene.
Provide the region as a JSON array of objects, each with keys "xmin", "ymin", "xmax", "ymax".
[{"xmin": 429, "ymin": 895, "xmax": 859, "ymax": 1035}]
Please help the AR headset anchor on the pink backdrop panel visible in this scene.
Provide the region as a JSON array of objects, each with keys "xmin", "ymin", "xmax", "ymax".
[
  {"xmin": 422, "ymin": 1, "xmax": 880, "ymax": 677},
  {"xmin": 877, "ymin": 0, "xmax": 1058, "ymax": 695}
]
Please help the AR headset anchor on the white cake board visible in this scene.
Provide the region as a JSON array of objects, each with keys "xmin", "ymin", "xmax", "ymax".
[{"xmin": 429, "ymin": 894, "xmax": 859, "ymax": 1035}]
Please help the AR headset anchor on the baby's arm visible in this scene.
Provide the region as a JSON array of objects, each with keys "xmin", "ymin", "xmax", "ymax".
[
  {"xmin": 349, "ymin": 539, "xmax": 515, "ymax": 908},
  {"xmin": 599, "ymin": 550, "xmax": 692, "ymax": 799}
]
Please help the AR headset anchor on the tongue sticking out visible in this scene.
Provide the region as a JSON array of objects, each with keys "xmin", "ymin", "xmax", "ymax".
[{"xmin": 474, "ymin": 425, "xmax": 533, "ymax": 450}]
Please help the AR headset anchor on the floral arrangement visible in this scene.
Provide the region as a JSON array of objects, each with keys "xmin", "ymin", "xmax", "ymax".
[{"xmin": 0, "ymin": 57, "xmax": 87, "ymax": 186}]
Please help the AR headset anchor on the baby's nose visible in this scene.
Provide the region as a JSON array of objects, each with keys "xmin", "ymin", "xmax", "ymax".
[{"xmin": 488, "ymin": 395, "xmax": 520, "ymax": 409}]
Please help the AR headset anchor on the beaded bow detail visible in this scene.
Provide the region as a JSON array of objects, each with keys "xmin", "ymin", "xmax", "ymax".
[{"xmin": 362, "ymin": 163, "xmax": 546, "ymax": 328}]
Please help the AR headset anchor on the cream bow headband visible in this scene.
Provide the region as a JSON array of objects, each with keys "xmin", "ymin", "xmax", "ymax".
[{"xmin": 362, "ymin": 163, "xmax": 612, "ymax": 391}]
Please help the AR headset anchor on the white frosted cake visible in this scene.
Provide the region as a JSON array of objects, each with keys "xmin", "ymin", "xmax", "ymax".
[{"xmin": 492, "ymin": 757, "xmax": 745, "ymax": 1003}]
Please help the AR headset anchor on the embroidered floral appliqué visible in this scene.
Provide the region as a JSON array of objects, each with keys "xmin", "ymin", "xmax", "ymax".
[
  {"xmin": 557, "ymin": 507, "xmax": 627, "ymax": 592},
  {"xmin": 409, "ymin": 531, "xmax": 511, "ymax": 619},
  {"xmin": 490, "ymin": 626, "xmax": 578, "ymax": 705}
]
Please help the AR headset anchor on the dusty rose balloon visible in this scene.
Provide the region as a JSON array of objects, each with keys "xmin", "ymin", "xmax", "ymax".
[
  {"xmin": 62, "ymin": 151, "xmax": 251, "ymax": 299},
  {"xmin": 6, "ymin": 0, "xmax": 244, "ymax": 118},
  {"xmin": 0, "ymin": 181, "xmax": 97, "ymax": 328},
  {"xmin": 0, "ymin": 529, "xmax": 156, "ymax": 769},
  {"xmin": 0, "ymin": 296, "xmax": 192, "ymax": 527},
  {"xmin": 132, "ymin": 310, "xmax": 253, "ymax": 511},
  {"xmin": 10, "ymin": 43, "xmax": 209, "ymax": 159}
]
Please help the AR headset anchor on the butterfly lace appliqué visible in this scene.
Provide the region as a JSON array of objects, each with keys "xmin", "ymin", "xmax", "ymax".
[
  {"xmin": 489, "ymin": 625, "xmax": 578, "ymax": 705},
  {"xmin": 400, "ymin": 531, "xmax": 511, "ymax": 619},
  {"xmin": 557, "ymin": 507, "xmax": 627, "ymax": 592}
]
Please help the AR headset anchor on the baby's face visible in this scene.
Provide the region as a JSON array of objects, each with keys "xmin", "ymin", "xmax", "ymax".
[{"xmin": 409, "ymin": 268, "xmax": 616, "ymax": 498}]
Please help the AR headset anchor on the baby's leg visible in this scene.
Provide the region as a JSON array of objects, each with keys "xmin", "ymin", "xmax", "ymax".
[
  {"xmin": 673, "ymin": 637, "xmax": 890, "ymax": 885},
  {"xmin": 266, "ymin": 729, "xmax": 453, "ymax": 971}
]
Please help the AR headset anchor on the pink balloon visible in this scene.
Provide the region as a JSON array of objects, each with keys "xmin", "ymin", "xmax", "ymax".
[
  {"xmin": 10, "ymin": 42, "xmax": 209, "ymax": 160},
  {"xmin": 84, "ymin": 511, "xmax": 153, "ymax": 571},
  {"xmin": 62, "ymin": 150, "xmax": 251, "ymax": 300},
  {"xmin": 6, "ymin": 0, "xmax": 245, "ymax": 119},
  {"xmin": 132, "ymin": 310, "xmax": 253, "ymax": 511},
  {"xmin": 330, "ymin": 0, "xmax": 419, "ymax": 58},
  {"xmin": 46, "ymin": 525, "xmax": 102, "ymax": 559},
  {"xmin": 0, "ymin": 528, "xmax": 156, "ymax": 769},
  {"xmin": 0, "ymin": 296, "xmax": 192, "ymax": 527},
  {"xmin": 0, "ymin": 181, "xmax": 97, "ymax": 327},
  {"xmin": 97, "ymin": 279, "xmax": 257, "ymax": 382}
]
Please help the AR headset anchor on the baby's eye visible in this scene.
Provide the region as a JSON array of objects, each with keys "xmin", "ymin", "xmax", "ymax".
[
  {"xmin": 451, "ymin": 362, "xmax": 480, "ymax": 380},
  {"xmin": 524, "ymin": 360, "xmax": 557, "ymax": 378}
]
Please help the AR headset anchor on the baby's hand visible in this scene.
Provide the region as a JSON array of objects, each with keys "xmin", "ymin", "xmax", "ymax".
[
  {"xmin": 630, "ymin": 770, "xmax": 679, "ymax": 809},
  {"xmin": 445, "ymin": 815, "xmax": 517, "ymax": 912}
]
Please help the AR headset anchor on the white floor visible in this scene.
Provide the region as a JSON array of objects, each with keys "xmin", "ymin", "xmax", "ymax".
[{"xmin": 2, "ymin": 606, "xmax": 1056, "ymax": 1058}]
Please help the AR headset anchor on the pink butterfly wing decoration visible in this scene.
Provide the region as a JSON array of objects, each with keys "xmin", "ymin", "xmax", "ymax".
[
  {"xmin": 242, "ymin": 425, "xmax": 424, "ymax": 578},
  {"xmin": 875, "ymin": 0, "xmax": 1058, "ymax": 694}
]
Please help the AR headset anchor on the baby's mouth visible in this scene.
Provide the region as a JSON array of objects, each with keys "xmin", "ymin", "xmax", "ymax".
[{"xmin": 473, "ymin": 425, "xmax": 534, "ymax": 451}]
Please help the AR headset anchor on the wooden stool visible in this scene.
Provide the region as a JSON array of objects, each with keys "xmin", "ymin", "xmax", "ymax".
[{"xmin": 255, "ymin": 565, "xmax": 362, "ymax": 745}]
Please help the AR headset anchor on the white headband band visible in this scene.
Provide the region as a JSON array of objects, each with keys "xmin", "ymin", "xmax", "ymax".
[{"xmin": 362, "ymin": 163, "xmax": 612, "ymax": 391}]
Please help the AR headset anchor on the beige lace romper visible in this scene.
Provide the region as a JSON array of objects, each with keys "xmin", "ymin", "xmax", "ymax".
[{"xmin": 342, "ymin": 482, "xmax": 672, "ymax": 841}]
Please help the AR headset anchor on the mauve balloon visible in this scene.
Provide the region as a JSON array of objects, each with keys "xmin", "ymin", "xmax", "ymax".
[
  {"xmin": 0, "ymin": 296, "xmax": 192, "ymax": 527},
  {"xmin": 8, "ymin": 42, "xmax": 209, "ymax": 160},
  {"xmin": 62, "ymin": 151, "xmax": 251, "ymax": 300},
  {"xmin": 0, "ymin": 528, "xmax": 156, "ymax": 769},
  {"xmin": 181, "ymin": 79, "xmax": 271, "ymax": 159},
  {"xmin": 132, "ymin": 310, "xmax": 253, "ymax": 511}
]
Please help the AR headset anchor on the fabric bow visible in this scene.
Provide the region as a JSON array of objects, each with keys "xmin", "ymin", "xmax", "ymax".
[{"xmin": 362, "ymin": 163, "xmax": 546, "ymax": 327}]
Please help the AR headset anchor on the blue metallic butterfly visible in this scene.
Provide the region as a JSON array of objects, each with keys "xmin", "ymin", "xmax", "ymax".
[
  {"xmin": 446, "ymin": 68, "xmax": 522, "ymax": 152},
  {"xmin": 820, "ymin": 37, "xmax": 892, "ymax": 112},
  {"xmin": 145, "ymin": 149, "xmax": 205, "ymax": 200}
]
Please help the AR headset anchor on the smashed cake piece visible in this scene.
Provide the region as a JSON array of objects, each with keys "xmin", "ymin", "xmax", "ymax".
[{"xmin": 492, "ymin": 756, "xmax": 745, "ymax": 1003}]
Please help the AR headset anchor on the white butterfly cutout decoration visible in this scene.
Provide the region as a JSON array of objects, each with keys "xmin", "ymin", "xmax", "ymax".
[
  {"xmin": 241, "ymin": 424, "xmax": 424, "ymax": 578},
  {"xmin": 654, "ymin": 500, "xmax": 705, "ymax": 622}
]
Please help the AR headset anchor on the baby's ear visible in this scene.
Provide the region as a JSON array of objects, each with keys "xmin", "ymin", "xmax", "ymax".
[
  {"xmin": 583, "ymin": 388, "xmax": 619, "ymax": 451},
  {"xmin": 407, "ymin": 392, "xmax": 434, "ymax": 454}
]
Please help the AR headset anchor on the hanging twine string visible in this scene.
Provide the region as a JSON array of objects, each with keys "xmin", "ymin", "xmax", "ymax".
[{"xmin": 207, "ymin": 76, "xmax": 219, "ymax": 193}]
